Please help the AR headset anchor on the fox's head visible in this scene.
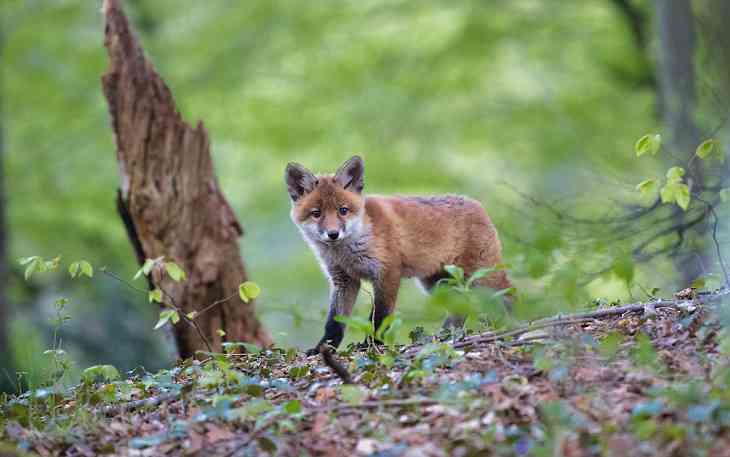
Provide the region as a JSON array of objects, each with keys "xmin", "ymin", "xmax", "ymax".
[{"xmin": 285, "ymin": 156, "xmax": 366, "ymax": 244}]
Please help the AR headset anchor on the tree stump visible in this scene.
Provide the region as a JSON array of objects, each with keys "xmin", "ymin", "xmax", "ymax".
[{"xmin": 101, "ymin": 0, "xmax": 271, "ymax": 357}]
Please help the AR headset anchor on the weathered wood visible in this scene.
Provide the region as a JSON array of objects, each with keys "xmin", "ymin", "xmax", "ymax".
[{"xmin": 101, "ymin": 0, "xmax": 271, "ymax": 356}]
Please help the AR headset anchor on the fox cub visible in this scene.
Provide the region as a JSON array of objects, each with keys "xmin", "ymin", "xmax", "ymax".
[{"xmin": 285, "ymin": 156, "xmax": 512, "ymax": 354}]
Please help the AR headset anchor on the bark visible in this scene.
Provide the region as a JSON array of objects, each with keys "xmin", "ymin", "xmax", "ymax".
[
  {"xmin": 101, "ymin": 0, "xmax": 271, "ymax": 357},
  {"xmin": 655, "ymin": 0, "xmax": 709, "ymax": 285}
]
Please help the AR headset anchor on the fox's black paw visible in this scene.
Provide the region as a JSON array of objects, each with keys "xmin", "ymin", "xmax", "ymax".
[
  {"xmin": 355, "ymin": 338, "xmax": 384, "ymax": 351},
  {"xmin": 305, "ymin": 347, "xmax": 321, "ymax": 357}
]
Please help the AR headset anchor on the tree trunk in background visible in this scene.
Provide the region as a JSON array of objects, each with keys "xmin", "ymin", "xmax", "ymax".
[
  {"xmin": 655, "ymin": 0, "xmax": 708, "ymax": 286},
  {"xmin": 0, "ymin": 26, "xmax": 13, "ymax": 392},
  {"xmin": 101, "ymin": 0, "xmax": 271, "ymax": 357},
  {"xmin": 699, "ymin": 0, "xmax": 730, "ymax": 157}
]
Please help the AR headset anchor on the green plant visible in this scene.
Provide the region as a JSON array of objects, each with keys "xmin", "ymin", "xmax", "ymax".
[
  {"xmin": 428, "ymin": 264, "xmax": 514, "ymax": 331},
  {"xmin": 131, "ymin": 257, "xmax": 261, "ymax": 346},
  {"xmin": 634, "ymin": 134, "xmax": 730, "ymax": 287}
]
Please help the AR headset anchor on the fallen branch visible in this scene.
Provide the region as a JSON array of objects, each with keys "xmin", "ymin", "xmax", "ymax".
[
  {"xmin": 320, "ymin": 345, "xmax": 352, "ymax": 384},
  {"xmin": 402, "ymin": 289, "xmax": 729, "ymax": 356},
  {"xmin": 102, "ymin": 391, "xmax": 180, "ymax": 416}
]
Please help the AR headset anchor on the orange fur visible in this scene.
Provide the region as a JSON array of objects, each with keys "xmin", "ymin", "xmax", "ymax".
[{"xmin": 286, "ymin": 156, "xmax": 511, "ymax": 353}]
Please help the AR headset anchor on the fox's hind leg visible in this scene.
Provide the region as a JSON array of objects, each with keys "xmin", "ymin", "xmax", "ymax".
[
  {"xmin": 417, "ymin": 268, "xmax": 513, "ymax": 329},
  {"xmin": 416, "ymin": 270, "xmax": 451, "ymax": 292},
  {"xmin": 417, "ymin": 270, "xmax": 468, "ymax": 329}
]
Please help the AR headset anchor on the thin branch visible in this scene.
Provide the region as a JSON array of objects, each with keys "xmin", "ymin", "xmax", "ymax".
[
  {"xmin": 403, "ymin": 289, "xmax": 730, "ymax": 357},
  {"xmin": 156, "ymin": 282, "xmax": 214, "ymax": 354},
  {"xmin": 195, "ymin": 292, "xmax": 238, "ymax": 318},
  {"xmin": 101, "ymin": 267, "xmax": 213, "ymax": 353},
  {"xmin": 100, "ymin": 268, "xmax": 148, "ymax": 295},
  {"xmin": 693, "ymin": 195, "xmax": 730, "ymax": 287},
  {"xmin": 102, "ymin": 391, "xmax": 180, "ymax": 416}
]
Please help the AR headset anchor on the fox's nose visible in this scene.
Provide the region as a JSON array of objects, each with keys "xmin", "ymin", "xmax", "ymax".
[{"xmin": 327, "ymin": 230, "xmax": 340, "ymax": 240}]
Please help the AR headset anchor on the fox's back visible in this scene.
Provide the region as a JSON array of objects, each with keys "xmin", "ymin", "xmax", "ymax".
[{"xmin": 364, "ymin": 194, "xmax": 502, "ymax": 278}]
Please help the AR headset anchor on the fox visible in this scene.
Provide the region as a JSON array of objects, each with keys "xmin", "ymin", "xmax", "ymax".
[{"xmin": 285, "ymin": 156, "xmax": 512, "ymax": 355}]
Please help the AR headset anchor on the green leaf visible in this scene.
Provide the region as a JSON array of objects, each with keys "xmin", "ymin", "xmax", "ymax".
[
  {"xmin": 444, "ymin": 264, "xmax": 464, "ymax": 283},
  {"xmin": 24, "ymin": 258, "xmax": 40, "ymax": 281},
  {"xmin": 134, "ymin": 258, "xmax": 156, "ymax": 280},
  {"xmin": 18, "ymin": 256, "xmax": 38, "ymax": 266},
  {"xmin": 44, "ymin": 256, "xmax": 61, "ymax": 272},
  {"xmin": 466, "ymin": 267, "xmax": 495, "ymax": 288},
  {"xmin": 288, "ymin": 365, "xmax": 310, "ymax": 380},
  {"xmin": 334, "ymin": 315, "xmax": 374, "ymax": 336},
  {"xmin": 69, "ymin": 261, "xmax": 80, "ymax": 278},
  {"xmin": 148, "ymin": 288, "xmax": 163, "ymax": 303},
  {"xmin": 82, "ymin": 365, "xmax": 120, "ymax": 383},
  {"xmin": 283, "ymin": 399, "xmax": 302, "ymax": 415},
  {"xmin": 154, "ymin": 310, "xmax": 178, "ymax": 330},
  {"xmin": 341, "ymin": 385, "xmax": 365, "ymax": 405},
  {"xmin": 635, "ymin": 134, "xmax": 661, "ymax": 157},
  {"xmin": 695, "ymin": 139, "xmax": 717, "ymax": 159},
  {"xmin": 675, "ymin": 183, "xmax": 690, "ymax": 210},
  {"xmin": 666, "ymin": 166, "xmax": 685, "ymax": 182},
  {"xmin": 599, "ymin": 332, "xmax": 623, "ymax": 358},
  {"xmin": 375, "ymin": 313, "xmax": 397, "ymax": 340},
  {"xmin": 635, "ymin": 178, "xmax": 657, "ymax": 196},
  {"xmin": 242, "ymin": 342, "xmax": 261, "ymax": 353},
  {"xmin": 660, "ymin": 181, "xmax": 690, "ymax": 210},
  {"xmin": 232, "ymin": 400, "xmax": 274, "ymax": 420},
  {"xmin": 632, "ymin": 332, "xmax": 658, "ymax": 368},
  {"xmin": 238, "ymin": 281, "xmax": 261, "ymax": 303},
  {"xmin": 164, "ymin": 262, "xmax": 186, "ymax": 282},
  {"xmin": 719, "ymin": 188, "xmax": 730, "ymax": 203},
  {"xmin": 79, "ymin": 260, "xmax": 93, "ymax": 278},
  {"xmin": 186, "ymin": 311, "xmax": 197, "ymax": 320},
  {"xmin": 216, "ymin": 329, "xmax": 226, "ymax": 337},
  {"xmin": 612, "ymin": 255, "xmax": 634, "ymax": 285}
]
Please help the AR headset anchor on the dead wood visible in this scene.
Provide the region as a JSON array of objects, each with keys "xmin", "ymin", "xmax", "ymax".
[{"xmin": 101, "ymin": 0, "xmax": 271, "ymax": 356}]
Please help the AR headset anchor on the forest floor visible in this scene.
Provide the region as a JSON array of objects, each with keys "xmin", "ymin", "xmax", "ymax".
[{"xmin": 2, "ymin": 290, "xmax": 730, "ymax": 457}]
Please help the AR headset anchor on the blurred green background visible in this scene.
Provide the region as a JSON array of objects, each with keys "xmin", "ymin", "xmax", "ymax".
[{"xmin": 2, "ymin": 0, "xmax": 728, "ymax": 389}]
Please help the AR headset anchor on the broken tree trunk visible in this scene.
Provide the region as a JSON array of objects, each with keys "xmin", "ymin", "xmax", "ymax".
[{"xmin": 101, "ymin": 0, "xmax": 271, "ymax": 357}]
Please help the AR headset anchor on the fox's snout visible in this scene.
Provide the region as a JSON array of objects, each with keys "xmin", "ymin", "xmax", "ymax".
[{"xmin": 318, "ymin": 215, "xmax": 344, "ymax": 242}]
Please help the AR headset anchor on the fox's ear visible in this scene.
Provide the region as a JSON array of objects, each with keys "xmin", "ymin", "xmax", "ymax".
[
  {"xmin": 334, "ymin": 155, "xmax": 364, "ymax": 193},
  {"xmin": 285, "ymin": 162, "xmax": 317, "ymax": 201}
]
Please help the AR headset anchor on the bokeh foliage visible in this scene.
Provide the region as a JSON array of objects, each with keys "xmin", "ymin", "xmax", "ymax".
[{"xmin": 6, "ymin": 0, "xmax": 726, "ymax": 382}]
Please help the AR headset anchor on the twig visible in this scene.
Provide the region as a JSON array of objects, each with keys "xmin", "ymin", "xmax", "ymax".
[
  {"xmin": 694, "ymin": 195, "xmax": 730, "ymax": 288},
  {"xmin": 195, "ymin": 292, "xmax": 238, "ymax": 318},
  {"xmin": 102, "ymin": 391, "xmax": 180, "ymax": 416},
  {"xmin": 320, "ymin": 345, "xmax": 352, "ymax": 384},
  {"xmin": 156, "ymin": 283, "xmax": 214, "ymax": 354},
  {"xmin": 101, "ymin": 268, "xmax": 148, "ymax": 295},
  {"xmin": 101, "ymin": 267, "xmax": 214, "ymax": 353},
  {"xmin": 402, "ymin": 290, "xmax": 730, "ymax": 357},
  {"xmin": 451, "ymin": 317, "xmax": 597, "ymax": 351}
]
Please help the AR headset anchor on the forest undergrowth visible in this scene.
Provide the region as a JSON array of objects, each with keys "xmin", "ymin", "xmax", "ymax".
[{"xmin": 2, "ymin": 288, "xmax": 730, "ymax": 457}]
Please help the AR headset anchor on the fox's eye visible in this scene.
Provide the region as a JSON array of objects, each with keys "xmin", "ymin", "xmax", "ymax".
[
  {"xmin": 311, "ymin": 209, "xmax": 321, "ymax": 218},
  {"xmin": 338, "ymin": 207, "xmax": 349, "ymax": 216}
]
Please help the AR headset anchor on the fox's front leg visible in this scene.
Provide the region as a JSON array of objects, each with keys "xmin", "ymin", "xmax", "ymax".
[
  {"xmin": 368, "ymin": 269, "xmax": 401, "ymax": 343},
  {"xmin": 306, "ymin": 269, "xmax": 361, "ymax": 355}
]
